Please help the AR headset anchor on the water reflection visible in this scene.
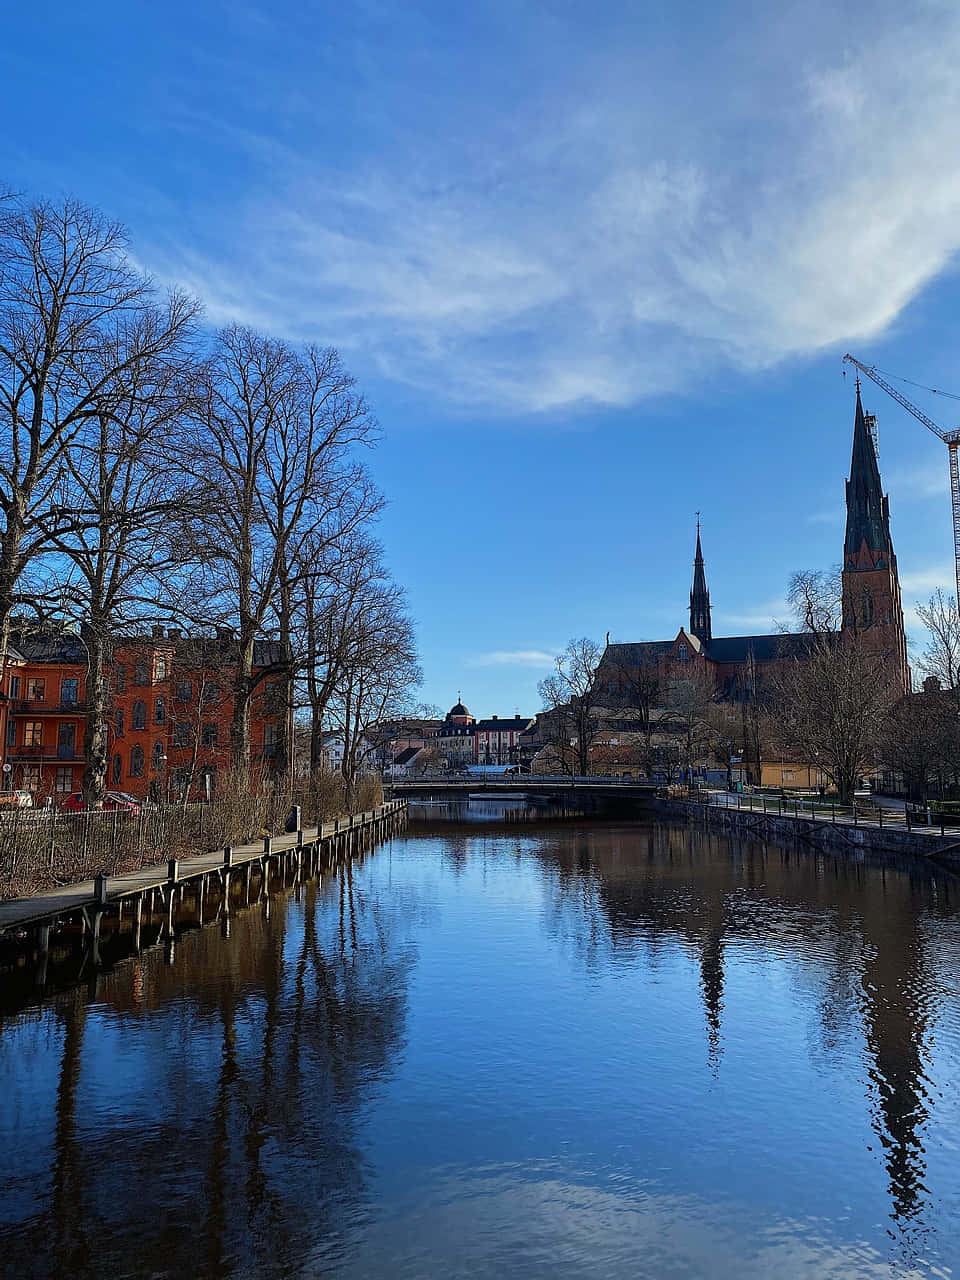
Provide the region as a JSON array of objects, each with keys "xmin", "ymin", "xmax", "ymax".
[{"xmin": 0, "ymin": 821, "xmax": 958, "ymax": 1277}]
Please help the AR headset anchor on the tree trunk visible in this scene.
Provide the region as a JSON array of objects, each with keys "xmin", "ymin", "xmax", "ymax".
[
  {"xmin": 230, "ymin": 634, "xmax": 255, "ymax": 781},
  {"xmin": 81, "ymin": 630, "xmax": 110, "ymax": 807}
]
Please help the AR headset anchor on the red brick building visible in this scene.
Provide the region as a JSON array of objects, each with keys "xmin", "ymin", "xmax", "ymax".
[{"xmin": 0, "ymin": 625, "xmax": 290, "ymax": 805}]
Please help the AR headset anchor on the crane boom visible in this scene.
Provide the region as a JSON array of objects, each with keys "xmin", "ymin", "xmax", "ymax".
[
  {"xmin": 843, "ymin": 353, "xmax": 960, "ymax": 611},
  {"xmin": 842, "ymin": 354, "xmax": 953, "ymax": 443}
]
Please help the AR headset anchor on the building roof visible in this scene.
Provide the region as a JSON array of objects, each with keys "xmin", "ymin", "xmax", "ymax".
[
  {"xmin": 704, "ymin": 632, "xmax": 814, "ymax": 663},
  {"xmin": 602, "ymin": 641, "xmax": 675, "ymax": 665},
  {"xmin": 393, "ymin": 746, "xmax": 422, "ymax": 766},
  {"xmin": 8, "ymin": 629, "xmax": 88, "ymax": 664},
  {"xmin": 446, "ymin": 699, "xmax": 471, "ymax": 719},
  {"xmin": 475, "ymin": 716, "xmax": 534, "ymax": 732}
]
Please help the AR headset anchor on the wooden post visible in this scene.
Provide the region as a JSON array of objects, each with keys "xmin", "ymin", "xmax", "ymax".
[
  {"xmin": 94, "ymin": 874, "xmax": 108, "ymax": 907},
  {"xmin": 35, "ymin": 924, "xmax": 50, "ymax": 987},
  {"xmin": 133, "ymin": 895, "xmax": 143, "ymax": 951}
]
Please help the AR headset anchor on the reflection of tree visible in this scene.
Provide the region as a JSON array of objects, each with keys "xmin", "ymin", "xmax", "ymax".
[
  {"xmin": 537, "ymin": 821, "xmax": 945, "ymax": 1245},
  {"xmin": 52, "ymin": 995, "xmax": 89, "ymax": 1276},
  {"xmin": 0, "ymin": 855, "xmax": 417, "ymax": 1278}
]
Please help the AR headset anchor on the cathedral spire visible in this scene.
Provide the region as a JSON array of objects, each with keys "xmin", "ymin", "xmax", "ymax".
[
  {"xmin": 689, "ymin": 515, "xmax": 712, "ymax": 644},
  {"xmin": 844, "ymin": 383, "xmax": 892, "ymax": 568}
]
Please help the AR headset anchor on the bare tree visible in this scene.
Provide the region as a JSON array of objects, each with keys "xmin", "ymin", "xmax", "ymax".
[
  {"xmin": 42, "ymin": 298, "xmax": 198, "ymax": 804},
  {"xmin": 609, "ymin": 649, "xmax": 662, "ymax": 776},
  {"xmin": 182, "ymin": 327, "xmax": 378, "ymax": 778},
  {"xmin": 787, "ymin": 568, "xmax": 843, "ymax": 633},
  {"xmin": 0, "ymin": 196, "xmax": 193, "ymax": 660},
  {"xmin": 880, "ymin": 687, "xmax": 957, "ymax": 802},
  {"xmin": 772, "ymin": 631, "xmax": 895, "ymax": 803},
  {"xmin": 665, "ymin": 662, "xmax": 717, "ymax": 780},
  {"xmin": 537, "ymin": 638, "xmax": 604, "ymax": 775},
  {"xmin": 916, "ymin": 589, "xmax": 960, "ymax": 694},
  {"xmin": 326, "ymin": 582, "xmax": 421, "ymax": 793}
]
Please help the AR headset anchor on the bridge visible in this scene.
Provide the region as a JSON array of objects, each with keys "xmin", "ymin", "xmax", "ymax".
[{"xmin": 387, "ymin": 774, "xmax": 662, "ymax": 804}]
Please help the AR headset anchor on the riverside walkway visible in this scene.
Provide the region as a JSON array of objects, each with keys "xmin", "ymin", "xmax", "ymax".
[{"xmin": 0, "ymin": 799, "xmax": 406, "ymax": 937}]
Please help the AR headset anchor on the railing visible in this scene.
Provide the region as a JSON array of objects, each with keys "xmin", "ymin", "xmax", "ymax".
[
  {"xmin": 391, "ymin": 773, "xmax": 658, "ymax": 786},
  {"xmin": 6, "ymin": 745, "xmax": 79, "ymax": 760},
  {"xmin": 12, "ymin": 699, "xmax": 85, "ymax": 714},
  {"xmin": 698, "ymin": 788, "xmax": 960, "ymax": 836}
]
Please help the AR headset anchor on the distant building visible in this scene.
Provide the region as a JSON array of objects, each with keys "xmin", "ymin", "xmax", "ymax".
[
  {"xmin": 474, "ymin": 715, "xmax": 535, "ymax": 765},
  {"xmin": 434, "ymin": 697, "xmax": 476, "ymax": 766}
]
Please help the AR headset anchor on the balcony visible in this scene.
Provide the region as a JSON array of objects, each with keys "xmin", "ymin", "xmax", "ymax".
[
  {"xmin": 12, "ymin": 699, "xmax": 86, "ymax": 715},
  {"xmin": 7, "ymin": 745, "xmax": 79, "ymax": 761}
]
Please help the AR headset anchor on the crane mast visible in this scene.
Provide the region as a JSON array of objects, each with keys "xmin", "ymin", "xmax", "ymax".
[{"xmin": 843, "ymin": 354, "xmax": 960, "ymax": 611}]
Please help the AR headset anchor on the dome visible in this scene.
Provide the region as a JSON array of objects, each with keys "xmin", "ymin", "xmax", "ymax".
[{"xmin": 447, "ymin": 700, "xmax": 470, "ymax": 720}]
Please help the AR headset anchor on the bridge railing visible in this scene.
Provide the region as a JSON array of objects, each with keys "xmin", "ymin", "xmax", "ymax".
[{"xmin": 389, "ymin": 773, "xmax": 658, "ymax": 787}]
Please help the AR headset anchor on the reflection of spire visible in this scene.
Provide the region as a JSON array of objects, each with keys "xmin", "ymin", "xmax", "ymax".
[
  {"xmin": 699, "ymin": 926, "xmax": 725, "ymax": 1072},
  {"xmin": 860, "ymin": 909, "xmax": 933, "ymax": 1248}
]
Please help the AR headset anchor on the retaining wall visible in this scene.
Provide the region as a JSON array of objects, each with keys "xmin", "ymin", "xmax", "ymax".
[{"xmin": 655, "ymin": 798, "xmax": 960, "ymax": 870}]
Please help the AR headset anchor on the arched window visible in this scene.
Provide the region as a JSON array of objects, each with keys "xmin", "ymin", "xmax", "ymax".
[
  {"xmin": 678, "ymin": 642, "xmax": 688, "ymax": 662},
  {"xmin": 112, "ymin": 754, "xmax": 122, "ymax": 784},
  {"xmin": 132, "ymin": 700, "xmax": 146, "ymax": 730},
  {"xmin": 130, "ymin": 745, "xmax": 144, "ymax": 777},
  {"xmin": 134, "ymin": 659, "xmax": 149, "ymax": 685},
  {"xmin": 155, "ymin": 697, "xmax": 166, "ymax": 724},
  {"xmin": 156, "ymin": 656, "xmax": 167, "ymax": 681},
  {"xmin": 153, "ymin": 741, "xmax": 165, "ymax": 771},
  {"xmin": 115, "ymin": 708, "xmax": 124, "ymax": 736}
]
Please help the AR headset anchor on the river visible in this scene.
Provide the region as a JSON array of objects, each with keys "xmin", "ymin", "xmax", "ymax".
[{"xmin": 1, "ymin": 813, "xmax": 958, "ymax": 1277}]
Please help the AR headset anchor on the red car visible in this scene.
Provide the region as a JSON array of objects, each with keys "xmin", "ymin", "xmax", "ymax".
[{"xmin": 60, "ymin": 790, "xmax": 142, "ymax": 815}]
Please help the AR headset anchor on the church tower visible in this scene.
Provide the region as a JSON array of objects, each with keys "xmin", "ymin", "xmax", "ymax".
[
  {"xmin": 689, "ymin": 519, "xmax": 712, "ymax": 644},
  {"xmin": 841, "ymin": 385, "xmax": 910, "ymax": 696}
]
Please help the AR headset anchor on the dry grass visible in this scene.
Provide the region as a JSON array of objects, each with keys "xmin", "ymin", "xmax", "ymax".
[{"xmin": 0, "ymin": 766, "xmax": 386, "ymax": 901}]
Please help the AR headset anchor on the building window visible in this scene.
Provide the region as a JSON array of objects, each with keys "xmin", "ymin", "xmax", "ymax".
[
  {"xmin": 5, "ymin": 720, "xmax": 13, "ymax": 746},
  {"xmin": 201, "ymin": 683, "xmax": 221, "ymax": 706},
  {"xmin": 201, "ymin": 723, "xmax": 218, "ymax": 748},
  {"xmin": 134, "ymin": 659, "xmax": 149, "ymax": 686},
  {"xmin": 156, "ymin": 656, "xmax": 168, "ymax": 681},
  {"xmin": 24, "ymin": 721, "xmax": 42, "ymax": 748},
  {"xmin": 61, "ymin": 677, "xmax": 79, "ymax": 706},
  {"xmin": 54, "ymin": 766, "xmax": 73, "ymax": 794},
  {"xmin": 57, "ymin": 723, "xmax": 76, "ymax": 757},
  {"xmin": 26, "ymin": 678, "xmax": 45, "ymax": 702},
  {"xmin": 21, "ymin": 765, "xmax": 40, "ymax": 792},
  {"xmin": 112, "ymin": 754, "xmax": 122, "ymax": 784},
  {"xmin": 130, "ymin": 745, "xmax": 144, "ymax": 777},
  {"xmin": 152, "ymin": 741, "xmax": 165, "ymax": 771},
  {"xmin": 115, "ymin": 708, "xmax": 124, "ymax": 737},
  {"xmin": 132, "ymin": 700, "xmax": 146, "ymax": 730},
  {"xmin": 115, "ymin": 664, "xmax": 127, "ymax": 693},
  {"xmin": 155, "ymin": 697, "xmax": 166, "ymax": 724},
  {"xmin": 173, "ymin": 721, "xmax": 190, "ymax": 747},
  {"xmin": 9, "ymin": 675, "xmax": 19, "ymax": 699},
  {"xmin": 175, "ymin": 681, "xmax": 192, "ymax": 703}
]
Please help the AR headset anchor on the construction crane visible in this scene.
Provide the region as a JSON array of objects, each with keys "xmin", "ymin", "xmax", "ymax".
[{"xmin": 843, "ymin": 353, "xmax": 960, "ymax": 609}]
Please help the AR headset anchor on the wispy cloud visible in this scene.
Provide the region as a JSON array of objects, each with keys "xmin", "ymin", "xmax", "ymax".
[
  {"xmin": 467, "ymin": 649, "xmax": 557, "ymax": 668},
  {"xmin": 715, "ymin": 599, "xmax": 791, "ymax": 632},
  {"xmin": 885, "ymin": 460, "xmax": 950, "ymax": 500},
  {"xmin": 149, "ymin": 3, "xmax": 960, "ymax": 413},
  {"xmin": 900, "ymin": 564, "xmax": 954, "ymax": 596}
]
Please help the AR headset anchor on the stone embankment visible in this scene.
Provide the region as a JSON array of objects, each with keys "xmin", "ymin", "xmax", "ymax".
[{"xmin": 657, "ymin": 796, "xmax": 960, "ymax": 871}]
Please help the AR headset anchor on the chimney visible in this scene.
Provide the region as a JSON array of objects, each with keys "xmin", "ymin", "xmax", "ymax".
[{"xmin": 152, "ymin": 624, "xmax": 164, "ymax": 639}]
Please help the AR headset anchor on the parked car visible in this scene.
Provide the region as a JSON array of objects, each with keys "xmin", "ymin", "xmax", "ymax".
[
  {"xmin": 0, "ymin": 790, "xmax": 33, "ymax": 809},
  {"xmin": 60, "ymin": 790, "xmax": 142, "ymax": 815}
]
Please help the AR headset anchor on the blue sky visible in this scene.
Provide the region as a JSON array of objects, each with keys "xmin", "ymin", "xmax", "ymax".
[{"xmin": 3, "ymin": 0, "xmax": 958, "ymax": 716}]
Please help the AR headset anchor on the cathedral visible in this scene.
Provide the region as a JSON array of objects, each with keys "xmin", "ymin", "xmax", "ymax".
[{"xmin": 597, "ymin": 386, "xmax": 911, "ymax": 782}]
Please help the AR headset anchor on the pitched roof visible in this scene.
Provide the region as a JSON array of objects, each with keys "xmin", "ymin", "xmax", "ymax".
[
  {"xmin": 393, "ymin": 746, "xmax": 422, "ymax": 766},
  {"xmin": 475, "ymin": 716, "xmax": 534, "ymax": 731},
  {"xmin": 704, "ymin": 632, "xmax": 814, "ymax": 663},
  {"xmin": 602, "ymin": 641, "xmax": 675, "ymax": 665},
  {"xmin": 8, "ymin": 630, "xmax": 87, "ymax": 664}
]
